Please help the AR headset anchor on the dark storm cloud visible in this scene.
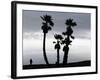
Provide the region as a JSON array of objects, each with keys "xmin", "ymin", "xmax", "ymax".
[{"xmin": 22, "ymin": 10, "xmax": 91, "ymax": 39}]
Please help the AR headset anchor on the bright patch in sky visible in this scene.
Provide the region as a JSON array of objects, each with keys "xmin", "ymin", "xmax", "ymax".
[{"xmin": 23, "ymin": 32, "xmax": 91, "ymax": 65}]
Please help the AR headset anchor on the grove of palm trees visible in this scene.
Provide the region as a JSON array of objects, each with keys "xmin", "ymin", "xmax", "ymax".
[
  {"xmin": 40, "ymin": 14, "xmax": 77, "ymax": 65},
  {"xmin": 23, "ymin": 12, "xmax": 91, "ymax": 69}
]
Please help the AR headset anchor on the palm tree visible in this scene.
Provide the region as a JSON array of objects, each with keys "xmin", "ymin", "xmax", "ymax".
[
  {"xmin": 53, "ymin": 34, "xmax": 63, "ymax": 65},
  {"xmin": 62, "ymin": 18, "xmax": 77, "ymax": 64},
  {"xmin": 40, "ymin": 15, "xmax": 54, "ymax": 65}
]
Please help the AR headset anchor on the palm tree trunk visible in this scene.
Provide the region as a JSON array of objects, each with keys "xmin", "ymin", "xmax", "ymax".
[
  {"xmin": 57, "ymin": 49, "xmax": 60, "ymax": 64},
  {"xmin": 63, "ymin": 46, "xmax": 69, "ymax": 64},
  {"xmin": 43, "ymin": 33, "xmax": 49, "ymax": 65},
  {"xmin": 63, "ymin": 36, "xmax": 70, "ymax": 64}
]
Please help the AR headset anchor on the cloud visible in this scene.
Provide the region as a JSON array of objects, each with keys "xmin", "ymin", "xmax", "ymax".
[
  {"xmin": 23, "ymin": 31, "xmax": 43, "ymax": 40},
  {"xmin": 74, "ymin": 29, "xmax": 91, "ymax": 39}
]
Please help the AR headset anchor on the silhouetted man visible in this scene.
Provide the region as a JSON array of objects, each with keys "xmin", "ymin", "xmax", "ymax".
[{"xmin": 30, "ymin": 59, "xmax": 32, "ymax": 65}]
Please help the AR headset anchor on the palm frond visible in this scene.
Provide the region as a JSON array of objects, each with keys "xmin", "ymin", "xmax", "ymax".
[
  {"xmin": 47, "ymin": 26, "xmax": 52, "ymax": 31},
  {"xmin": 72, "ymin": 22, "xmax": 77, "ymax": 26},
  {"xmin": 62, "ymin": 32, "xmax": 67, "ymax": 36},
  {"xmin": 54, "ymin": 34, "xmax": 63, "ymax": 40},
  {"xmin": 53, "ymin": 41, "xmax": 56, "ymax": 44},
  {"xmin": 49, "ymin": 21, "xmax": 54, "ymax": 26},
  {"xmin": 71, "ymin": 36, "xmax": 75, "ymax": 39},
  {"xmin": 40, "ymin": 16, "xmax": 44, "ymax": 21}
]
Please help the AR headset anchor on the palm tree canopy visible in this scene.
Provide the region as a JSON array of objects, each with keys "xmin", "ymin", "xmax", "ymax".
[
  {"xmin": 55, "ymin": 43, "xmax": 60, "ymax": 49},
  {"xmin": 41, "ymin": 23, "xmax": 52, "ymax": 33},
  {"xmin": 62, "ymin": 26, "xmax": 73, "ymax": 36},
  {"xmin": 61, "ymin": 38, "xmax": 72, "ymax": 45},
  {"xmin": 41, "ymin": 15, "xmax": 54, "ymax": 33},
  {"xmin": 65, "ymin": 18, "xmax": 77, "ymax": 27},
  {"xmin": 54, "ymin": 34, "xmax": 63, "ymax": 40},
  {"xmin": 40, "ymin": 15, "xmax": 54, "ymax": 26}
]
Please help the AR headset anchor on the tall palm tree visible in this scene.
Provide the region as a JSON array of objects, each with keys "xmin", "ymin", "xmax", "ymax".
[
  {"xmin": 53, "ymin": 34, "xmax": 63, "ymax": 65},
  {"xmin": 40, "ymin": 15, "xmax": 54, "ymax": 65},
  {"xmin": 62, "ymin": 18, "xmax": 77, "ymax": 64}
]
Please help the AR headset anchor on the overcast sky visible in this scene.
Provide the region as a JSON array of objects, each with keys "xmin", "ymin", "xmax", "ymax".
[{"xmin": 22, "ymin": 10, "xmax": 91, "ymax": 65}]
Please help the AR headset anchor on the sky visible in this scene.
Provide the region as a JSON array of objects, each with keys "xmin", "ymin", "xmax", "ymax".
[{"xmin": 22, "ymin": 10, "xmax": 91, "ymax": 65}]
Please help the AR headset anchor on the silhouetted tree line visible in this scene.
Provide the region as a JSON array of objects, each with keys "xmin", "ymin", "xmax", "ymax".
[{"xmin": 40, "ymin": 14, "xmax": 77, "ymax": 65}]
